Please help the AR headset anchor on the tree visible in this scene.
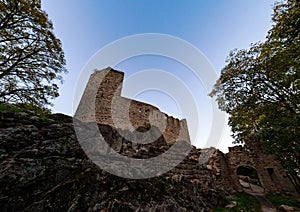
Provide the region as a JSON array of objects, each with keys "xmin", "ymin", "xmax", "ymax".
[
  {"xmin": 0, "ymin": 0, "xmax": 66, "ymax": 107},
  {"xmin": 210, "ymin": 0, "xmax": 300, "ymax": 187}
]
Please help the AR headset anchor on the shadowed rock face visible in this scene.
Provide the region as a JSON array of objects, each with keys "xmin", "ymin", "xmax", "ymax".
[{"xmin": 0, "ymin": 107, "xmax": 226, "ymax": 212}]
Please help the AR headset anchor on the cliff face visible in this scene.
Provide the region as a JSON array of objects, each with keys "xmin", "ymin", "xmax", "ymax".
[{"xmin": 0, "ymin": 106, "xmax": 226, "ymax": 211}]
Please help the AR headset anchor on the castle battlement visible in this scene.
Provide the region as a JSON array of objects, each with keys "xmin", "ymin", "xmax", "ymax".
[
  {"xmin": 74, "ymin": 67, "xmax": 299, "ymax": 200},
  {"xmin": 75, "ymin": 67, "xmax": 191, "ymax": 144}
]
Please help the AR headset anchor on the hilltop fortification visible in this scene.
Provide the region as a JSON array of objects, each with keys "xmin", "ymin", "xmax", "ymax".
[
  {"xmin": 75, "ymin": 67, "xmax": 190, "ymax": 144},
  {"xmin": 74, "ymin": 67, "xmax": 299, "ymax": 200}
]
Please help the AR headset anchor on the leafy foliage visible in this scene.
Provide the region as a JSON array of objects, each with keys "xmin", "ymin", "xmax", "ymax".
[
  {"xmin": 210, "ymin": 0, "xmax": 299, "ymax": 176},
  {"xmin": 0, "ymin": 0, "xmax": 66, "ymax": 107}
]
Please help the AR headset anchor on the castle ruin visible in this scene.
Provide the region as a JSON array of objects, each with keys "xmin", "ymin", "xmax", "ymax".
[
  {"xmin": 75, "ymin": 67, "xmax": 190, "ymax": 144},
  {"xmin": 75, "ymin": 67, "xmax": 299, "ymax": 199}
]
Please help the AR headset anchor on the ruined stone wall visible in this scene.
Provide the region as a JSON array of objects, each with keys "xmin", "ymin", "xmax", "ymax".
[
  {"xmin": 165, "ymin": 147, "xmax": 236, "ymax": 193},
  {"xmin": 75, "ymin": 67, "xmax": 299, "ymax": 199},
  {"xmin": 99, "ymin": 124, "xmax": 234, "ymax": 194},
  {"xmin": 225, "ymin": 145, "xmax": 299, "ymax": 198},
  {"xmin": 198, "ymin": 145, "xmax": 299, "ymax": 198},
  {"xmin": 201, "ymin": 148, "xmax": 242, "ymax": 194},
  {"xmin": 75, "ymin": 67, "xmax": 191, "ymax": 144}
]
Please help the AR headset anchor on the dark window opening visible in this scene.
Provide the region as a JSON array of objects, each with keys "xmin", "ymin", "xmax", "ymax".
[
  {"xmin": 237, "ymin": 166, "xmax": 261, "ymax": 187},
  {"xmin": 267, "ymin": 168, "xmax": 276, "ymax": 182}
]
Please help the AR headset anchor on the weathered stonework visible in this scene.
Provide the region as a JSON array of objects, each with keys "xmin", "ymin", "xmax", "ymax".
[
  {"xmin": 75, "ymin": 67, "xmax": 299, "ymax": 200},
  {"xmin": 201, "ymin": 142, "xmax": 299, "ymax": 199},
  {"xmin": 0, "ymin": 109, "xmax": 226, "ymax": 211},
  {"xmin": 75, "ymin": 67, "xmax": 190, "ymax": 144},
  {"xmin": 225, "ymin": 141, "xmax": 299, "ymax": 198}
]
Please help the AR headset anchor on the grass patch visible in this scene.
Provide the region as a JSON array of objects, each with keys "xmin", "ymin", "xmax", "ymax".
[
  {"xmin": 266, "ymin": 194, "xmax": 300, "ymax": 209},
  {"xmin": 0, "ymin": 103, "xmax": 24, "ymax": 113},
  {"xmin": 0, "ymin": 103, "xmax": 72, "ymax": 126},
  {"xmin": 0, "ymin": 103, "xmax": 51, "ymax": 115},
  {"xmin": 214, "ymin": 193, "xmax": 261, "ymax": 212}
]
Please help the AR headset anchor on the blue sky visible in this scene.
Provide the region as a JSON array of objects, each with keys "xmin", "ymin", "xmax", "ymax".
[{"xmin": 42, "ymin": 0, "xmax": 276, "ymax": 152}]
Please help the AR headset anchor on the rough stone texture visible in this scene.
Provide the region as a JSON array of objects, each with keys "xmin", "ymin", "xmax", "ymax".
[
  {"xmin": 0, "ymin": 109, "xmax": 226, "ymax": 211},
  {"xmin": 279, "ymin": 204, "xmax": 299, "ymax": 212},
  {"xmin": 224, "ymin": 142, "xmax": 299, "ymax": 199},
  {"xmin": 1, "ymin": 68, "xmax": 299, "ymax": 210},
  {"xmin": 74, "ymin": 67, "xmax": 299, "ymax": 200},
  {"xmin": 75, "ymin": 67, "xmax": 190, "ymax": 145},
  {"xmin": 201, "ymin": 148, "xmax": 241, "ymax": 194},
  {"xmin": 198, "ymin": 145, "xmax": 299, "ymax": 200}
]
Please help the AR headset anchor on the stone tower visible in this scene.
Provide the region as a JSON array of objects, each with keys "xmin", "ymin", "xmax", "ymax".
[{"xmin": 75, "ymin": 67, "xmax": 191, "ymax": 144}]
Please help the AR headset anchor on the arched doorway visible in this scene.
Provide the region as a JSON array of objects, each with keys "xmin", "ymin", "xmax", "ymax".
[{"xmin": 236, "ymin": 166, "xmax": 264, "ymax": 193}]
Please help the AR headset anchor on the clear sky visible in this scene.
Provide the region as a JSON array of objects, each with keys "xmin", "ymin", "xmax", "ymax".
[{"xmin": 42, "ymin": 0, "xmax": 276, "ymax": 152}]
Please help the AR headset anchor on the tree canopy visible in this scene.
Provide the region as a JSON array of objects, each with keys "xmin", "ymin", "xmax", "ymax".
[
  {"xmin": 0, "ymin": 0, "xmax": 66, "ymax": 107},
  {"xmin": 210, "ymin": 0, "xmax": 299, "ymax": 176}
]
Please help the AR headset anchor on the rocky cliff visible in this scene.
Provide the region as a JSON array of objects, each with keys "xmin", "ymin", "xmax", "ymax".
[{"xmin": 0, "ymin": 104, "xmax": 226, "ymax": 211}]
